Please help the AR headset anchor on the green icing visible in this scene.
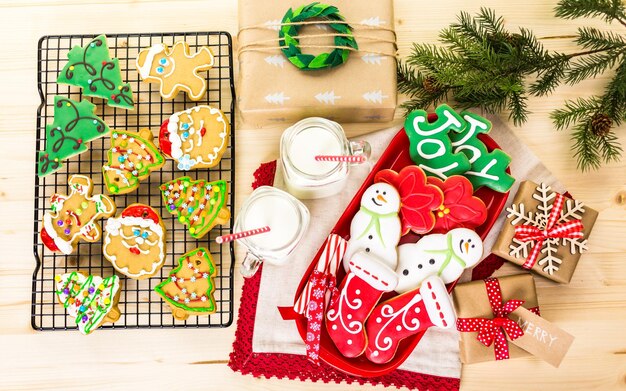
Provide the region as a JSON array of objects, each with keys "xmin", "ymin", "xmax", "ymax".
[
  {"xmin": 37, "ymin": 96, "xmax": 109, "ymax": 177},
  {"xmin": 57, "ymin": 35, "xmax": 134, "ymax": 110},
  {"xmin": 425, "ymin": 233, "xmax": 467, "ymax": 276}
]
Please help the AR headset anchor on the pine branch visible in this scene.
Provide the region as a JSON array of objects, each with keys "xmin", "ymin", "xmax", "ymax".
[
  {"xmin": 551, "ymin": 97, "xmax": 602, "ymax": 130},
  {"xmin": 555, "ymin": 0, "xmax": 626, "ymax": 25}
]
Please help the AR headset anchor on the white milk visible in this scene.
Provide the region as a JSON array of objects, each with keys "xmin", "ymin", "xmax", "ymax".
[
  {"xmin": 242, "ymin": 193, "xmax": 300, "ymax": 251},
  {"xmin": 288, "ymin": 126, "xmax": 342, "ymax": 176}
]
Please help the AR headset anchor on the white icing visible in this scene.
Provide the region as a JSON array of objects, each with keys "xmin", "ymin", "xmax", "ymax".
[
  {"xmin": 420, "ymin": 276, "xmax": 455, "ymax": 329},
  {"xmin": 137, "ymin": 43, "xmax": 165, "ymax": 79},
  {"xmin": 104, "ymin": 216, "xmax": 163, "ymax": 237},
  {"xmin": 347, "ymin": 251, "xmax": 398, "ymax": 292},
  {"xmin": 168, "ymin": 113, "xmax": 183, "ymax": 159},
  {"xmin": 326, "ymin": 273, "xmax": 364, "ymax": 335}
]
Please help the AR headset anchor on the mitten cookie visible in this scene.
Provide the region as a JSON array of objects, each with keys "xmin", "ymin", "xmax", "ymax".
[
  {"xmin": 103, "ymin": 204, "xmax": 166, "ymax": 280},
  {"xmin": 136, "ymin": 41, "xmax": 214, "ymax": 100},
  {"xmin": 365, "ymin": 275, "xmax": 455, "ymax": 364},
  {"xmin": 41, "ymin": 175, "xmax": 116, "ymax": 254}
]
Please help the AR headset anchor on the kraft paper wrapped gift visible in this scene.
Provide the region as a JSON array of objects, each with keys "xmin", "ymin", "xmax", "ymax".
[{"xmin": 238, "ymin": 0, "xmax": 397, "ymax": 124}]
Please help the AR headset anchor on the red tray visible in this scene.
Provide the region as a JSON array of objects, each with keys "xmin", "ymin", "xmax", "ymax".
[{"xmin": 282, "ymin": 126, "xmax": 509, "ymax": 377}]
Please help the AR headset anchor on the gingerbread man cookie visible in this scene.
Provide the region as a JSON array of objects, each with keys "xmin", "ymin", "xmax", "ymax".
[
  {"xmin": 136, "ymin": 41, "xmax": 214, "ymax": 101},
  {"xmin": 41, "ymin": 175, "xmax": 116, "ymax": 254}
]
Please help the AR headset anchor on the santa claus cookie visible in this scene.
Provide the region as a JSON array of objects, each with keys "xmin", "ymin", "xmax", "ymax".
[
  {"xmin": 136, "ymin": 41, "xmax": 214, "ymax": 101},
  {"xmin": 159, "ymin": 106, "xmax": 230, "ymax": 170},
  {"xmin": 103, "ymin": 204, "xmax": 166, "ymax": 280},
  {"xmin": 41, "ymin": 175, "xmax": 116, "ymax": 254},
  {"xmin": 343, "ymin": 183, "xmax": 402, "ymax": 271},
  {"xmin": 55, "ymin": 271, "xmax": 121, "ymax": 335},
  {"xmin": 155, "ymin": 247, "xmax": 217, "ymax": 320},
  {"xmin": 395, "ymin": 228, "xmax": 483, "ymax": 294}
]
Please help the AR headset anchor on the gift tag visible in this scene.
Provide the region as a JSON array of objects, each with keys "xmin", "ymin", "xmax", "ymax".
[{"xmin": 510, "ymin": 307, "xmax": 574, "ymax": 367}]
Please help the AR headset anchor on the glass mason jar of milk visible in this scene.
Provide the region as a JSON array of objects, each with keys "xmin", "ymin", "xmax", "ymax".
[
  {"xmin": 280, "ymin": 117, "xmax": 370, "ymax": 199},
  {"xmin": 236, "ymin": 186, "xmax": 310, "ymax": 277}
]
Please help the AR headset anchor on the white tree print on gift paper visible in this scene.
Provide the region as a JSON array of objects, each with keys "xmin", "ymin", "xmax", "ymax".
[{"xmin": 315, "ymin": 91, "xmax": 341, "ymax": 105}]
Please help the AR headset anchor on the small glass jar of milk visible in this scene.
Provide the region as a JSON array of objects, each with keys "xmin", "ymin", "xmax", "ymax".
[
  {"xmin": 236, "ymin": 186, "xmax": 310, "ymax": 277},
  {"xmin": 280, "ymin": 117, "xmax": 370, "ymax": 199}
]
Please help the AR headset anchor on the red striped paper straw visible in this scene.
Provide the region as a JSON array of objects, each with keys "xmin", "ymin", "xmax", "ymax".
[
  {"xmin": 215, "ymin": 226, "xmax": 271, "ymax": 244},
  {"xmin": 314, "ymin": 155, "xmax": 366, "ymax": 163}
]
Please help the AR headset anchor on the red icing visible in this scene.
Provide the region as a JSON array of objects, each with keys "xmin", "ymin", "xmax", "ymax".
[
  {"xmin": 40, "ymin": 227, "xmax": 60, "ymax": 252},
  {"xmin": 200, "ymin": 127, "xmax": 207, "ymax": 137},
  {"xmin": 159, "ymin": 119, "xmax": 172, "ymax": 158},
  {"xmin": 129, "ymin": 247, "xmax": 140, "ymax": 255},
  {"xmin": 427, "ymin": 176, "xmax": 488, "ymax": 233},
  {"xmin": 121, "ymin": 204, "xmax": 160, "ymax": 224}
]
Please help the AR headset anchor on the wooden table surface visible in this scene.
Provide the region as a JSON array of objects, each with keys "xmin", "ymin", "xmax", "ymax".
[{"xmin": 1, "ymin": 1, "xmax": 625, "ymax": 390}]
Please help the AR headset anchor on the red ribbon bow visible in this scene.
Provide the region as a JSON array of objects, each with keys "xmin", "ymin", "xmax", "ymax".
[
  {"xmin": 456, "ymin": 278, "xmax": 538, "ymax": 361},
  {"xmin": 513, "ymin": 193, "xmax": 584, "ymax": 269}
]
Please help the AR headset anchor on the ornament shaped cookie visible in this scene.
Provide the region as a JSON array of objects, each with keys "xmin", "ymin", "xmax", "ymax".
[
  {"xmin": 102, "ymin": 129, "xmax": 165, "ymax": 194},
  {"xmin": 405, "ymin": 104, "xmax": 471, "ymax": 179},
  {"xmin": 326, "ymin": 251, "xmax": 398, "ymax": 358},
  {"xmin": 365, "ymin": 275, "xmax": 455, "ymax": 364},
  {"xmin": 103, "ymin": 204, "xmax": 166, "ymax": 280},
  {"xmin": 160, "ymin": 177, "xmax": 230, "ymax": 239},
  {"xmin": 159, "ymin": 106, "xmax": 230, "ymax": 170},
  {"xmin": 41, "ymin": 175, "xmax": 116, "ymax": 254},
  {"xmin": 155, "ymin": 247, "xmax": 217, "ymax": 320},
  {"xmin": 395, "ymin": 228, "xmax": 483, "ymax": 294},
  {"xmin": 375, "ymin": 166, "xmax": 444, "ymax": 235},
  {"xmin": 427, "ymin": 176, "xmax": 488, "ymax": 233},
  {"xmin": 38, "ymin": 96, "xmax": 109, "ymax": 177},
  {"xmin": 57, "ymin": 35, "xmax": 134, "ymax": 109},
  {"xmin": 136, "ymin": 41, "xmax": 214, "ymax": 100},
  {"xmin": 55, "ymin": 271, "xmax": 121, "ymax": 335},
  {"xmin": 343, "ymin": 183, "xmax": 402, "ymax": 270}
]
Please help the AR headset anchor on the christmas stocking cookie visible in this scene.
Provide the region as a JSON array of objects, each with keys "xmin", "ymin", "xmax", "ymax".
[
  {"xmin": 136, "ymin": 41, "xmax": 214, "ymax": 101},
  {"xmin": 396, "ymin": 228, "xmax": 483, "ymax": 294},
  {"xmin": 41, "ymin": 175, "xmax": 116, "ymax": 254},
  {"xmin": 365, "ymin": 276, "xmax": 455, "ymax": 364},
  {"xmin": 326, "ymin": 251, "xmax": 398, "ymax": 358}
]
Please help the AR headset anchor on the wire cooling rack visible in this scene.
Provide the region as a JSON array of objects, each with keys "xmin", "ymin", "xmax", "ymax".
[{"xmin": 32, "ymin": 32, "xmax": 236, "ymax": 331}]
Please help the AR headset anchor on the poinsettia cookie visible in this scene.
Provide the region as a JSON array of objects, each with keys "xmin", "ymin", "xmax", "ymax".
[
  {"xmin": 155, "ymin": 247, "xmax": 217, "ymax": 320},
  {"xmin": 159, "ymin": 106, "xmax": 230, "ymax": 170},
  {"xmin": 136, "ymin": 41, "xmax": 214, "ymax": 101},
  {"xmin": 55, "ymin": 271, "xmax": 121, "ymax": 335},
  {"xmin": 103, "ymin": 204, "xmax": 166, "ymax": 280},
  {"xmin": 427, "ymin": 176, "xmax": 488, "ymax": 233},
  {"xmin": 41, "ymin": 175, "xmax": 116, "ymax": 254}
]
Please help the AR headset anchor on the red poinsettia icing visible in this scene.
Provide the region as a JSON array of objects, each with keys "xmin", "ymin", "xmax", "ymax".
[
  {"xmin": 375, "ymin": 166, "xmax": 444, "ymax": 235},
  {"xmin": 427, "ymin": 176, "xmax": 488, "ymax": 233}
]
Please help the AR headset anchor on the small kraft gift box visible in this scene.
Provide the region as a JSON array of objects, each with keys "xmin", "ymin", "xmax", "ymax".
[
  {"xmin": 238, "ymin": 0, "xmax": 397, "ymax": 124},
  {"xmin": 492, "ymin": 181, "xmax": 599, "ymax": 284}
]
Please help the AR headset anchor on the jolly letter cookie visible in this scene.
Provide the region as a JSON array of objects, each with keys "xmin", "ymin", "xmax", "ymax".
[
  {"xmin": 155, "ymin": 248, "xmax": 217, "ymax": 320},
  {"xmin": 136, "ymin": 41, "xmax": 214, "ymax": 101},
  {"xmin": 159, "ymin": 106, "xmax": 230, "ymax": 170},
  {"xmin": 103, "ymin": 204, "xmax": 166, "ymax": 280},
  {"xmin": 41, "ymin": 175, "xmax": 116, "ymax": 254}
]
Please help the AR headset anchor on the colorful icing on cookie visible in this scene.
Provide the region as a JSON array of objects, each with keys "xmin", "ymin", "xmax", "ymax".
[
  {"xmin": 57, "ymin": 35, "xmax": 134, "ymax": 110},
  {"xmin": 103, "ymin": 204, "xmax": 166, "ymax": 280},
  {"xmin": 160, "ymin": 177, "xmax": 230, "ymax": 239},
  {"xmin": 40, "ymin": 175, "xmax": 116, "ymax": 254},
  {"xmin": 37, "ymin": 96, "xmax": 109, "ymax": 177},
  {"xmin": 55, "ymin": 271, "xmax": 121, "ymax": 335},
  {"xmin": 102, "ymin": 129, "xmax": 165, "ymax": 194},
  {"xmin": 159, "ymin": 106, "xmax": 230, "ymax": 170},
  {"xmin": 136, "ymin": 41, "xmax": 214, "ymax": 100},
  {"xmin": 155, "ymin": 247, "xmax": 217, "ymax": 320},
  {"xmin": 427, "ymin": 176, "xmax": 488, "ymax": 233}
]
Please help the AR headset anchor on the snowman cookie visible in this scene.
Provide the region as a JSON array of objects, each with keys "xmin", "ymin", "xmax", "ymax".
[
  {"xmin": 103, "ymin": 204, "xmax": 166, "ymax": 280},
  {"xmin": 343, "ymin": 183, "xmax": 402, "ymax": 270},
  {"xmin": 395, "ymin": 228, "xmax": 483, "ymax": 294}
]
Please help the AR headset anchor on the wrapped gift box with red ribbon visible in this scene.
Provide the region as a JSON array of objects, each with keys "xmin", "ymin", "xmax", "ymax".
[{"xmin": 492, "ymin": 181, "xmax": 598, "ymax": 284}]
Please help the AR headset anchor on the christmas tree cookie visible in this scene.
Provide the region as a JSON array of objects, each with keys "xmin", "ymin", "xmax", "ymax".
[
  {"xmin": 57, "ymin": 35, "xmax": 134, "ymax": 110},
  {"xmin": 55, "ymin": 271, "xmax": 121, "ymax": 335},
  {"xmin": 160, "ymin": 177, "xmax": 230, "ymax": 239},
  {"xmin": 37, "ymin": 96, "xmax": 109, "ymax": 177},
  {"xmin": 155, "ymin": 247, "xmax": 217, "ymax": 320},
  {"xmin": 102, "ymin": 129, "xmax": 165, "ymax": 194}
]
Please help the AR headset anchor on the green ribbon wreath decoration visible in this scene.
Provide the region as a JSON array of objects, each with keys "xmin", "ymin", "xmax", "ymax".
[{"xmin": 279, "ymin": 2, "xmax": 358, "ymax": 70}]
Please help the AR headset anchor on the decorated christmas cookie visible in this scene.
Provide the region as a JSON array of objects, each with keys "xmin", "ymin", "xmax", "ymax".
[
  {"xmin": 159, "ymin": 106, "xmax": 230, "ymax": 170},
  {"xmin": 102, "ymin": 129, "xmax": 165, "ymax": 194},
  {"xmin": 103, "ymin": 204, "xmax": 166, "ymax": 280},
  {"xmin": 375, "ymin": 166, "xmax": 444, "ymax": 235},
  {"xmin": 427, "ymin": 176, "xmax": 488, "ymax": 233},
  {"xmin": 365, "ymin": 276, "xmax": 455, "ymax": 364},
  {"xmin": 136, "ymin": 41, "xmax": 214, "ymax": 100},
  {"xmin": 37, "ymin": 96, "xmax": 109, "ymax": 177},
  {"xmin": 55, "ymin": 271, "xmax": 121, "ymax": 335},
  {"xmin": 395, "ymin": 228, "xmax": 483, "ymax": 294},
  {"xmin": 41, "ymin": 175, "xmax": 116, "ymax": 254},
  {"xmin": 343, "ymin": 183, "xmax": 402, "ymax": 271},
  {"xmin": 160, "ymin": 177, "xmax": 230, "ymax": 239},
  {"xmin": 57, "ymin": 35, "xmax": 134, "ymax": 110},
  {"xmin": 155, "ymin": 247, "xmax": 217, "ymax": 320}
]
